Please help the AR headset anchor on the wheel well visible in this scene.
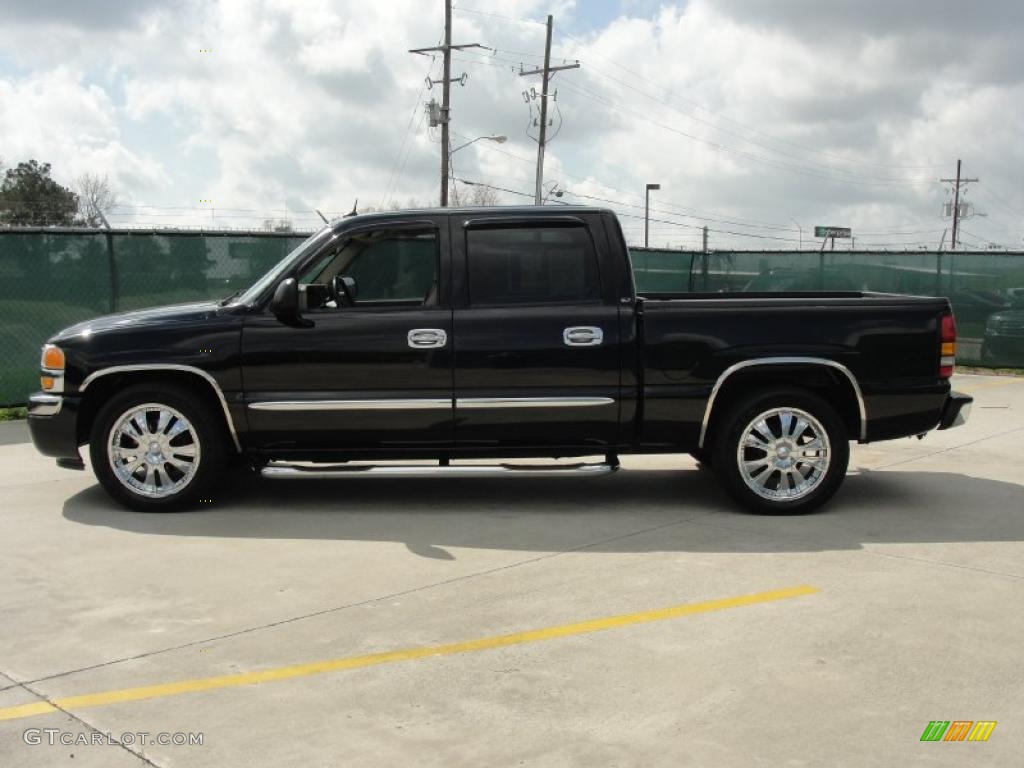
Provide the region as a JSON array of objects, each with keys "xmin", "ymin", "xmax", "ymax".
[
  {"xmin": 702, "ymin": 366, "xmax": 862, "ymax": 449},
  {"xmin": 76, "ymin": 370, "xmax": 236, "ymax": 449}
]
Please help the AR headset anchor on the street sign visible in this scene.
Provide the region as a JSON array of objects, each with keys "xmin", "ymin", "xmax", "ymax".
[{"xmin": 814, "ymin": 226, "xmax": 851, "ymax": 239}]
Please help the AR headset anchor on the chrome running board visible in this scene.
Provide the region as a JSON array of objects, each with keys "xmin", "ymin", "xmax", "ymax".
[{"xmin": 261, "ymin": 459, "xmax": 619, "ymax": 480}]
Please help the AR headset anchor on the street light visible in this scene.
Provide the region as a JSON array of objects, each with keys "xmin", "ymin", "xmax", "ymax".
[
  {"xmin": 448, "ymin": 135, "xmax": 508, "ymax": 206},
  {"xmin": 790, "ymin": 217, "xmax": 802, "ymax": 250},
  {"xmin": 450, "ymin": 134, "xmax": 507, "ymax": 155},
  {"xmin": 645, "ymin": 183, "xmax": 661, "ymax": 248}
]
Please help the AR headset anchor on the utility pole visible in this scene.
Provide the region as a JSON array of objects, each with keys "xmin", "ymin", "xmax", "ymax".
[
  {"xmin": 519, "ymin": 15, "xmax": 579, "ymax": 204},
  {"xmin": 702, "ymin": 226, "xmax": 708, "ymax": 253},
  {"xmin": 409, "ymin": 0, "xmax": 486, "ymax": 206},
  {"xmin": 940, "ymin": 159, "xmax": 978, "ymax": 250},
  {"xmin": 439, "ymin": 1, "xmax": 452, "ymax": 207}
]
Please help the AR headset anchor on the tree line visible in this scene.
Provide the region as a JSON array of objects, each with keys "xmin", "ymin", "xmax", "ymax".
[
  {"xmin": 0, "ymin": 156, "xmax": 500, "ymax": 231},
  {"xmin": 0, "ymin": 158, "xmax": 117, "ymax": 228}
]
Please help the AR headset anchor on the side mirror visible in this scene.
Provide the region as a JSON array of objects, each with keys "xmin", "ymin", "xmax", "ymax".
[
  {"xmin": 342, "ymin": 276, "xmax": 358, "ymax": 300},
  {"xmin": 271, "ymin": 277, "xmax": 299, "ymax": 317},
  {"xmin": 330, "ymin": 275, "xmax": 358, "ymax": 307}
]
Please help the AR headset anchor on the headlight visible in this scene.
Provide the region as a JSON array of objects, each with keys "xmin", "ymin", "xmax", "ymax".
[{"xmin": 40, "ymin": 344, "xmax": 65, "ymax": 392}]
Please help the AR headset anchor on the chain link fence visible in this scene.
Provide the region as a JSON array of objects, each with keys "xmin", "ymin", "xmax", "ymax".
[
  {"xmin": 0, "ymin": 229, "xmax": 308, "ymax": 405},
  {"xmin": 1, "ymin": 229, "xmax": 1022, "ymax": 404},
  {"xmin": 633, "ymin": 247, "xmax": 1024, "ymax": 369}
]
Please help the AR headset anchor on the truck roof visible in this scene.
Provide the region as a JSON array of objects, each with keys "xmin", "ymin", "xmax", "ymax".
[{"xmin": 334, "ymin": 205, "xmax": 614, "ymax": 227}]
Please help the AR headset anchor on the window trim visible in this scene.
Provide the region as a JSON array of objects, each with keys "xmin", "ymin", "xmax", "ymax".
[
  {"xmin": 293, "ymin": 221, "xmax": 443, "ymax": 313},
  {"xmin": 463, "ymin": 221, "xmax": 603, "ymax": 309},
  {"xmin": 461, "ymin": 214, "xmax": 587, "ymax": 230}
]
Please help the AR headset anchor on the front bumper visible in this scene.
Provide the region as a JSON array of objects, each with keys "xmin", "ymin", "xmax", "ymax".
[
  {"xmin": 937, "ymin": 391, "xmax": 973, "ymax": 430},
  {"xmin": 27, "ymin": 392, "xmax": 84, "ymax": 465}
]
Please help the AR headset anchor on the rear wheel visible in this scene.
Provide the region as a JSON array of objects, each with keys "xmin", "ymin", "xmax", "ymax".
[
  {"xmin": 712, "ymin": 388, "xmax": 848, "ymax": 514},
  {"xmin": 90, "ymin": 384, "xmax": 226, "ymax": 511}
]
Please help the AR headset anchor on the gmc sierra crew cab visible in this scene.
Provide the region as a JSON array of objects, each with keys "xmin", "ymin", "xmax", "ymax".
[{"xmin": 28, "ymin": 206, "xmax": 973, "ymax": 513}]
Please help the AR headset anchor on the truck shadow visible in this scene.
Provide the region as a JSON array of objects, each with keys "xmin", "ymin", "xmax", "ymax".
[{"xmin": 62, "ymin": 467, "xmax": 1024, "ymax": 558}]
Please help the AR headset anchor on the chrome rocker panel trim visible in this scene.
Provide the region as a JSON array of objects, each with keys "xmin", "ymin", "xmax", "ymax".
[
  {"xmin": 456, "ymin": 397, "xmax": 614, "ymax": 409},
  {"xmin": 248, "ymin": 396, "xmax": 615, "ymax": 412},
  {"xmin": 249, "ymin": 399, "xmax": 452, "ymax": 412}
]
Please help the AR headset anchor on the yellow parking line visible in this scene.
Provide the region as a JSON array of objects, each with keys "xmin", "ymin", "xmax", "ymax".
[{"xmin": 0, "ymin": 585, "xmax": 817, "ymax": 722}]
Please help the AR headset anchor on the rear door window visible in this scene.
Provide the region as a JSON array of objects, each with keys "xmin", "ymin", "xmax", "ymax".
[{"xmin": 466, "ymin": 225, "xmax": 600, "ymax": 306}]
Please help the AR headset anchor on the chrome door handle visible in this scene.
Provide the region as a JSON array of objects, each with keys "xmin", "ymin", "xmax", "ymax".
[
  {"xmin": 408, "ymin": 328, "xmax": 448, "ymax": 349},
  {"xmin": 563, "ymin": 326, "xmax": 603, "ymax": 346}
]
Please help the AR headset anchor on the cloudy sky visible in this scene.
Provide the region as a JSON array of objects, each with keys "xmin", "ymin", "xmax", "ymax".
[{"xmin": 1, "ymin": 0, "xmax": 1022, "ymax": 249}]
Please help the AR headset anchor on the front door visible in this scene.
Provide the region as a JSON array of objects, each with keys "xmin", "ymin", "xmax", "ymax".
[
  {"xmin": 241, "ymin": 218, "xmax": 453, "ymax": 454},
  {"xmin": 451, "ymin": 215, "xmax": 621, "ymax": 451}
]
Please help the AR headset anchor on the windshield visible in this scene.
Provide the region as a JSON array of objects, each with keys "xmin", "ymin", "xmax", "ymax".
[{"xmin": 233, "ymin": 227, "xmax": 335, "ymax": 305}]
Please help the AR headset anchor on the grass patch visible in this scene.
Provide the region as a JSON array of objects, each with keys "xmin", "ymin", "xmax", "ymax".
[
  {"xmin": 0, "ymin": 406, "xmax": 28, "ymax": 421},
  {"xmin": 956, "ymin": 365, "xmax": 1024, "ymax": 377}
]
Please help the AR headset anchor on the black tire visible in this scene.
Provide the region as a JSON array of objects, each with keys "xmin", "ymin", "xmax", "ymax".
[
  {"xmin": 711, "ymin": 388, "xmax": 849, "ymax": 514},
  {"xmin": 89, "ymin": 383, "xmax": 226, "ymax": 511}
]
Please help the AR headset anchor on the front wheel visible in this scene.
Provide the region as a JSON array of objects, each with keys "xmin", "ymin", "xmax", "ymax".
[
  {"xmin": 712, "ymin": 388, "xmax": 849, "ymax": 514},
  {"xmin": 89, "ymin": 384, "xmax": 226, "ymax": 511}
]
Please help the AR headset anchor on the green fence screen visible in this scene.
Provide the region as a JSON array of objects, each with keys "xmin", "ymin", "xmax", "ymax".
[
  {"xmin": 0, "ymin": 229, "xmax": 308, "ymax": 405},
  {"xmin": 632, "ymin": 247, "xmax": 1024, "ymax": 372},
  {"xmin": 2, "ymin": 230, "xmax": 1022, "ymax": 404}
]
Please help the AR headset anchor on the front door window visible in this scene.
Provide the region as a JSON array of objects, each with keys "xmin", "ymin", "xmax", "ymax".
[{"xmin": 300, "ymin": 228, "xmax": 439, "ymax": 310}]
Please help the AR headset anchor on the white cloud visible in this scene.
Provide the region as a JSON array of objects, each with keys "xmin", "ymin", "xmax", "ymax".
[
  {"xmin": 0, "ymin": 0, "xmax": 1021, "ymax": 246},
  {"xmin": 0, "ymin": 67, "xmax": 169, "ymax": 194}
]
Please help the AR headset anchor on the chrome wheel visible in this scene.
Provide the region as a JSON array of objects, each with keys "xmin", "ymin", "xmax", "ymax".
[
  {"xmin": 736, "ymin": 407, "xmax": 830, "ymax": 501},
  {"xmin": 107, "ymin": 403, "xmax": 201, "ymax": 498}
]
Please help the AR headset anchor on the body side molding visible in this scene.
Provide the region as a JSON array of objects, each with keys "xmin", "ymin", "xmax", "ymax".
[
  {"xmin": 79, "ymin": 364, "xmax": 243, "ymax": 452},
  {"xmin": 249, "ymin": 399, "xmax": 452, "ymax": 412},
  {"xmin": 698, "ymin": 356, "xmax": 868, "ymax": 447},
  {"xmin": 456, "ymin": 397, "xmax": 615, "ymax": 409}
]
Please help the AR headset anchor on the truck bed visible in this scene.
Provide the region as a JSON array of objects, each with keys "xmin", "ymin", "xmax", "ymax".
[{"xmin": 633, "ymin": 291, "xmax": 951, "ymax": 446}]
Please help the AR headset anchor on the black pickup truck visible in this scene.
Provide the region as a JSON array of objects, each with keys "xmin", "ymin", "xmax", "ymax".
[{"xmin": 28, "ymin": 206, "xmax": 972, "ymax": 513}]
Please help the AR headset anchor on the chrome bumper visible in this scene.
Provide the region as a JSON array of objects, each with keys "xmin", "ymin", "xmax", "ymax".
[{"xmin": 28, "ymin": 393, "xmax": 62, "ymax": 417}]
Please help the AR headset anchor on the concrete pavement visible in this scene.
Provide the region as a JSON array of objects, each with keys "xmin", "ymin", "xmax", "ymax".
[{"xmin": 1, "ymin": 373, "xmax": 1022, "ymax": 766}]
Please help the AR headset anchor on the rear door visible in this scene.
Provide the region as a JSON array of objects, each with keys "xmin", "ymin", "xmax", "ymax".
[{"xmin": 451, "ymin": 213, "xmax": 621, "ymax": 450}]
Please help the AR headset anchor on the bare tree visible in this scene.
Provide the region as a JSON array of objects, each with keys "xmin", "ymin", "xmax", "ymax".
[
  {"xmin": 75, "ymin": 173, "xmax": 119, "ymax": 227},
  {"xmin": 262, "ymin": 217, "xmax": 294, "ymax": 232},
  {"xmin": 465, "ymin": 184, "xmax": 499, "ymax": 206}
]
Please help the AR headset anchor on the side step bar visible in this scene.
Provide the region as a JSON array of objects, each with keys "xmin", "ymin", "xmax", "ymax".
[{"xmin": 261, "ymin": 458, "xmax": 619, "ymax": 480}]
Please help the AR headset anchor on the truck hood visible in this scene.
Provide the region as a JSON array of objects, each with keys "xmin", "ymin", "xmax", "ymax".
[{"xmin": 51, "ymin": 301, "xmax": 224, "ymax": 342}]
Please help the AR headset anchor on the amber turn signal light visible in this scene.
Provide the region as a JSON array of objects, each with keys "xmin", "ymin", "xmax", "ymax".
[{"xmin": 41, "ymin": 344, "xmax": 65, "ymax": 371}]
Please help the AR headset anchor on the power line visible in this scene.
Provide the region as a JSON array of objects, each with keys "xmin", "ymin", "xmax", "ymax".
[
  {"xmin": 454, "ymin": 175, "xmax": 801, "ymax": 244},
  {"xmin": 447, "ymin": 128, "xmax": 805, "ymax": 231},
  {"xmin": 518, "ymin": 14, "xmax": 580, "ymax": 204},
  {"xmin": 381, "ymin": 44, "xmax": 440, "ymax": 208},
  {"xmin": 555, "ymin": 29, "xmax": 948, "ymax": 174},
  {"xmin": 409, "ymin": 0, "xmax": 488, "ymax": 206},
  {"xmin": 454, "ymin": 5, "xmax": 950, "ymax": 174},
  {"xmin": 555, "ymin": 79, "xmax": 939, "ymax": 188},
  {"xmin": 451, "ymin": 4, "xmax": 544, "ymax": 27},
  {"xmin": 940, "ymin": 159, "xmax": 979, "ymax": 250}
]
